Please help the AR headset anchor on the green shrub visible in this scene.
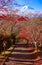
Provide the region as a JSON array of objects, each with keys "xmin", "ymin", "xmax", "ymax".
[
  {"xmin": 39, "ymin": 43, "xmax": 42, "ymax": 47},
  {"xmin": 15, "ymin": 35, "xmax": 19, "ymax": 42},
  {"xmin": 0, "ymin": 32, "xmax": 17, "ymax": 53},
  {"xmin": 3, "ymin": 35, "xmax": 12, "ymax": 49},
  {"xmin": 9, "ymin": 32, "xmax": 16, "ymax": 44},
  {"xmin": 22, "ymin": 39, "xmax": 28, "ymax": 44}
]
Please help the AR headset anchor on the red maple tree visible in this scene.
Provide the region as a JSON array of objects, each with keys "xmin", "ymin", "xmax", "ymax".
[{"xmin": 17, "ymin": 16, "xmax": 26, "ymax": 22}]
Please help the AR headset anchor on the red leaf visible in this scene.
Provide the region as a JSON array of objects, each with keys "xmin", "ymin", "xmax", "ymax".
[{"xmin": 17, "ymin": 16, "xmax": 26, "ymax": 22}]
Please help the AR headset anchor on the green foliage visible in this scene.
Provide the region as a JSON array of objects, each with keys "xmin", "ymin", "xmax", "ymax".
[
  {"xmin": 39, "ymin": 43, "xmax": 42, "ymax": 47},
  {"xmin": 10, "ymin": 32, "xmax": 16, "ymax": 38},
  {"xmin": 22, "ymin": 39, "xmax": 28, "ymax": 44},
  {"xmin": 10, "ymin": 32, "xmax": 16, "ymax": 44},
  {"xmin": 5, "ymin": 36, "xmax": 11, "ymax": 48},
  {"xmin": 0, "ymin": 33, "xmax": 15, "ymax": 53},
  {"xmin": 15, "ymin": 35, "xmax": 19, "ymax": 42}
]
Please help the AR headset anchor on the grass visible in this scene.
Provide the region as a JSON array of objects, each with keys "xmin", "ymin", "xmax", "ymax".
[{"xmin": 0, "ymin": 45, "xmax": 14, "ymax": 56}]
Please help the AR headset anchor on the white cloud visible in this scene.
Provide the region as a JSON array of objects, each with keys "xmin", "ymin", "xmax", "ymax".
[
  {"xmin": 21, "ymin": 5, "xmax": 28, "ymax": 12},
  {"xmin": 16, "ymin": 5, "xmax": 35, "ymax": 16}
]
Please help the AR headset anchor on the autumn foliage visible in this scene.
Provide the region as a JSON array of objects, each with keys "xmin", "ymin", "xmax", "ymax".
[
  {"xmin": 17, "ymin": 16, "xmax": 26, "ymax": 22},
  {"xmin": 0, "ymin": 7, "xmax": 42, "ymax": 43}
]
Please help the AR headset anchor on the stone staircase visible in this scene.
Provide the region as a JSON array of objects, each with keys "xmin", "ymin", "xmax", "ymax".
[{"xmin": 5, "ymin": 42, "xmax": 40, "ymax": 65}]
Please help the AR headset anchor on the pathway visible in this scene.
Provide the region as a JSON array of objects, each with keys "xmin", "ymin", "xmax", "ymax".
[{"xmin": 0, "ymin": 42, "xmax": 42, "ymax": 65}]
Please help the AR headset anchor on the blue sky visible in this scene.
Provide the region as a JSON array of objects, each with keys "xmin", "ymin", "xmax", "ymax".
[
  {"xmin": 0, "ymin": 0, "xmax": 42, "ymax": 12},
  {"xmin": 16, "ymin": 0, "xmax": 42, "ymax": 10},
  {"xmin": 12, "ymin": 0, "xmax": 42, "ymax": 12}
]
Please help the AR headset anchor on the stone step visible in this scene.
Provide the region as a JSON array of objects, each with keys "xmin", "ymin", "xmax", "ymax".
[
  {"xmin": 14, "ymin": 47, "xmax": 34, "ymax": 52},
  {"xmin": 13, "ymin": 49, "xmax": 34, "ymax": 53},
  {"xmin": 15, "ymin": 44, "xmax": 29, "ymax": 47},
  {"xmin": 9, "ymin": 50, "xmax": 38, "ymax": 59},
  {"xmin": 11, "ymin": 54, "xmax": 37, "ymax": 59},
  {"xmin": 15, "ymin": 44, "xmax": 33, "ymax": 48},
  {"xmin": 12, "ymin": 50, "xmax": 37, "ymax": 55},
  {"xmin": 5, "ymin": 61, "xmax": 33, "ymax": 65},
  {"xmin": 8, "ymin": 56, "xmax": 40, "ymax": 62}
]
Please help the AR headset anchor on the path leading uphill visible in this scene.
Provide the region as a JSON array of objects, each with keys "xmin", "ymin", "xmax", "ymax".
[{"xmin": 0, "ymin": 42, "xmax": 42, "ymax": 65}]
